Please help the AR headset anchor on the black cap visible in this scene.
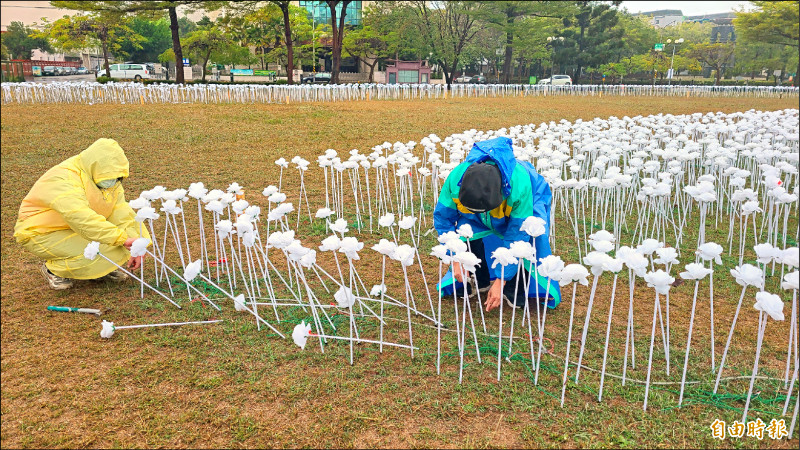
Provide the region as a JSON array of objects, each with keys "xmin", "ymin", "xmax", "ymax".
[{"xmin": 458, "ymin": 162, "xmax": 503, "ymax": 213}]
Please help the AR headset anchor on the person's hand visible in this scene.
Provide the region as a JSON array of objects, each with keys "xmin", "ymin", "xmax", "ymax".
[
  {"xmin": 452, "ymin": 261, "xmax": 464, "ymax": 283},
  {"xmin": 128, "ymin": 255, "xmax": 144, "ymax": 271},
  {"xmin": 123, "ymin": 237, "xmax": 136, "ymax": 250},
  {"xmin": 485, "ymin": 279, "xmax": 504, "ymax": 312}
]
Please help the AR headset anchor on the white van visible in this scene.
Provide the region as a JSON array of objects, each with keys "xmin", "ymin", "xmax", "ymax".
[{"xmin": 96, "ymin": 63, "xmax": 151, "ymax": 81}]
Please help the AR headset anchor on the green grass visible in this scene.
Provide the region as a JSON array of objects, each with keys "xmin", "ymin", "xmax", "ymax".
[{"xmin": 1, "ymin": 96, "xmax": 798, "ymax": 448}]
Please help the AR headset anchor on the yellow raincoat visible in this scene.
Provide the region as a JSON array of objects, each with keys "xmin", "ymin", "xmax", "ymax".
[{"xmin": 14, "ymin": 138, "xmax": 150, "ymax": 279}]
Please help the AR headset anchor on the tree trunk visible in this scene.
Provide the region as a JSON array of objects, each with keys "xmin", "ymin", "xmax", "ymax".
[
  {"xmin": 502, "ymin": 21, "xmax": 513, "ymax": 84},
  {"xmin": 168, "ymin": 6, "xmax": 185, "ymax": 84},
  {"xmin": 281, "ymin": 4, "xmax": 294, "ymax": 84},
  {"xmin": 366, "ymin": 61, "xmax": 376, "ymax": 83},
  {"xmin": 101, "ymin": 39, "xmax": 111, "ymax": 78},
  {"xmin": 329, "ymin": 4, "xmax": 339, "ymax": 83},
  {"xmin": 202, "ymin": 51, "xmax": 211, "ymax": 82},
  {"xmin": 328, "ymin": 1, "xmax": 350, "ymax": 84},
  {"xmin": 796, "ymin": 56, "xmax": 799, "ymax": 87},
  {"xmin": 575, "ymin": 24, "xmax": 586, "ymax": 84},
  {"xmin": 715, "ymin": 66, "xmax": 721, "ymax": 85}
]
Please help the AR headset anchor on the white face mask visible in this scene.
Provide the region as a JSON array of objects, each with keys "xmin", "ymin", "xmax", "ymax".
[{"xmin": 96, "ymin": 179, "xmax": 118, "ymax": 189}]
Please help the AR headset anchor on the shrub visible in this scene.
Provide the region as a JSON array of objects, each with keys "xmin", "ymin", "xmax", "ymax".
[{"xmin": 95, "ymin": 76, "xmax": 119, "ymax": 84}]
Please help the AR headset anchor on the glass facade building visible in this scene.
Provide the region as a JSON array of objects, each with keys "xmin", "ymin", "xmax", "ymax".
[{"xmin": 297, "ymin": 1, "xmax": 363, "ymax": 27}]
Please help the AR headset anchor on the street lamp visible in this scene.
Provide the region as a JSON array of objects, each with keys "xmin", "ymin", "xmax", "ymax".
[
  {"xmin": 666, "ymin": 38, "xmax": 684, "ymax": 86},
  {"xmin": 546, "ymin": 36, "xmax": 565, "ymax": 79}
]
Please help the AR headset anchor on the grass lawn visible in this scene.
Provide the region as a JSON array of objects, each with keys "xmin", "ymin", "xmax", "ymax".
[{"xmin": 1, "ymin": 95, "xmax": 798, "ymax": 448}]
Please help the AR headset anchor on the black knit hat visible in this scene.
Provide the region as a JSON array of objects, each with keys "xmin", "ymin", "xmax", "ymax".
[{"xmin": 458, "ymin": 162, "xmax": 503, "ymax": 213}]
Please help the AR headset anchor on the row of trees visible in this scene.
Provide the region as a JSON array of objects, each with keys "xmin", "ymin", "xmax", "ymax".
[{"xmin": 1, "ymin": 1, "xmax": 797, "ymax": 86}]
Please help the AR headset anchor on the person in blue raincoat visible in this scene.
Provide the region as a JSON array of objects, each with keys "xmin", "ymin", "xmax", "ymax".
[{"xmin": 434, "ymin": 136, "xmax": 561, "ymax": 311}]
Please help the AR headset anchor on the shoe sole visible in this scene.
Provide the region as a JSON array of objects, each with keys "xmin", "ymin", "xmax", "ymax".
[{"xmin": 40, "ymin": 264, "xmax": 73, "ymax": 290}]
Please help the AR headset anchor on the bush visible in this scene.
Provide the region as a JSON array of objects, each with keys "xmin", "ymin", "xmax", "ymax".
[
  {"xmin": 144, "ymin": 79, "xmax": 290, "ymax": 86},
  {"xmin": 95, "ymin": 76, "xmax": 119, "ymax": 84},
  {"xmin": 599, "ymin": 79, "xmax": 790, "ymax": 87}
]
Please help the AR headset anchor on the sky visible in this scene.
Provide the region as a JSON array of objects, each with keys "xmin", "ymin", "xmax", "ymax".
[{"xmin": 619, "ymin": 1, "xmax": 753, "ymax": 16}]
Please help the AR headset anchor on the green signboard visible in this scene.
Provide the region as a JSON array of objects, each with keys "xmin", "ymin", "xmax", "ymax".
[
  {"xmin": 253, "ymin": 70, "xmax": 276, "ymax": 76},
  {"xmin": 529, "ymin": 76, "xmax": 537, "ymax": 85},
  {"xmin": 654, "ymin": 43, "xmax": 664, "ymax": 51}
]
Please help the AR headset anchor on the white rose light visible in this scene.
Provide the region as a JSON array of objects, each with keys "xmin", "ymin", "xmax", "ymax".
[
  {"xmin": 715, "ymin": 262, "xmax": 767, "ymax": 394},
  {"xmin": 642, "ymin": 269, "xmax": 675, "ymax": 411},
  {"xmin": 457, "ymin": 224, "xmax": 474, "ymax": 239},
  {"xmin": 398, "ymin": 216, "xmax": 417, "ymax": 230},
  {"xmin": 378, "ymin": 213, "xmax": 395, "ymax": 228},
  {"xmin": 742, "ymin": 291, "xmax": 786, "ymax": 423},
  {"xmin": 334, "ymin": 286, "xmax": 356, "ymax": 308},
  {"xmin": 329, "ymin": 218, "xmax": 349, "ymax": 235},
  {"xmin": 292, "ymin": 321, "xmax": 313, "ymax": 350},
  {"xmin": 183, "ymin": 259, "xmax": 202, "ymax": 282},
  {"xmin": 129, "ymin": 238, "xmax": 150, "ymax": 258},
  {"xmin": 521, "ymin": 216, "xmax": 546, "ymax": 237},
  {"xmin": 100, "ymin": 320, "xmax": 115, "ymax": 339},
  {"xmin": 556, "ymin": 263, "xmax": 589, "ymax": 406},
  {"xmin": 315, "ymin": 207, "xmax": 334, "ymax": 219}
]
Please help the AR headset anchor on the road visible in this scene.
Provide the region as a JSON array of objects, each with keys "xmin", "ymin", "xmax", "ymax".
[{"xmin": 32, "ymin": 74, "xmax": 98, "ymax": 83}]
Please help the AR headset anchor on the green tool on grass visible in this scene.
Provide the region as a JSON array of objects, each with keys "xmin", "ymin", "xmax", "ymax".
[{"xmin": 47, "ymin": 306, "xmax": 101, "ymax": 316}]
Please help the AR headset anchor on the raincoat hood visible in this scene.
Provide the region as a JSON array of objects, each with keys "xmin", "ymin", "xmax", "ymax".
[
  {"xmin": 464, "ymin": 137, "xmax": 516, "ymax": 197},
  {"xmin": 78, "ymin": 138, "xmax": 129, "ymax": 185}
]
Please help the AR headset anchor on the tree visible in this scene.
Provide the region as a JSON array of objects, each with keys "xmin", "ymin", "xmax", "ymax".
[
  {"xmin": 178, "ymin": 16, "xmax": 197, "ymax": 37},
  {"xmin": 342, "ymin": 25, "xmax": 388, "ymax": 82},
  {"xmin": 178, "ymin": 24, "xmax": 228, "ymax": 81},
  {"xmin": 468, "ymin": 1, "xmax": 570, "ymax": 84},
  {"xmin": 325, "ymin": 0, "xmax": 353, "ymax": 84},
  {"xmin": 611, "ymin": 13, "xmax": 658, "ymax": 60},
  {"xmin": 43, "ymin": 12, "xmax": 143, "ymax": 77},
  {"xmin": 408, "ymin": 1, "xmax": 484, "ymax": 88},
  {"xmin": 734, "ymin": 1, "xmax": 799, "ymax": 86},
  {"xmin": 734, "ymin": 32, "xmax": 786, "ymax": 79},
  {"xmin": 119, "ymin": 17, "xmax": 172, "ymax": 63},
  {"xmin": 364, "ymin": 1, "xmax": 427, "ymax": 62},
  {"xmin": 222, "ymin": 3, "xmax": 282, "ymax": 70},
  {"xmin": 660, "ymin": 20, "xmax": 714, "ymax": 45},
  {"xmin": 51, "ymin": 1, "xmax": 224, "ymax": 84},
  {"xmin": 686, "ymin": 42, "xmax": 735, "ymax": 84},
  {"xmin": 558, "ymin": 1, "xmax": 623, "ymax": 83},
  {"xmin": 224, "ymin": 1, "xmax": 311, "ymax": 81},
  {"xmin": 2, "ymin": 21, "xmax": 53, "ymax": 59},
  {"xmin": 271, "ymin": 1, "xmax": 296, "ymax": 84}
]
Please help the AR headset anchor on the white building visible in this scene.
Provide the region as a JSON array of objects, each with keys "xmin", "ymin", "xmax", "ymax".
[{"xmin": 637, "ymin": 9, "xmax": 684, "ymax": 29}]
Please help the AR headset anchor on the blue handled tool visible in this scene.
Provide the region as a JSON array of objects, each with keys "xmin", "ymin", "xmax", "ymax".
[{"xmin": 47, "ymin": 306, "xmax": 101, "ymax": 316}]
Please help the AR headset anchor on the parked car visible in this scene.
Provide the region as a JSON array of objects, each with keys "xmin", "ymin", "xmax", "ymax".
[
  {"xmin": 469, "ymin": 75, "xmax": 487, "ymax": 84},
  {"xmin": 63, "ymin": 67, "xmax": 76, "ymax": 75},
  {"xmin": 455, "ymin": 74, "xmax": 471, "ymax": 83},
  {"xmin": 96, "ymin": 63, "xmax": 152, "ymax": 81},
  {"xmin": 301, "ymin": 72, "xmax": 331, "ymax": 84},
  {"xmin": 76, "ymin": 67, "xmax": 88, "ymax": 75},
  {"xmin": 537, "ymin": 74, "xmax": 572, "ymax": 86},
  {"xmin": 42, "ymin": 66, "xmax": 57, "ymax": 76}
]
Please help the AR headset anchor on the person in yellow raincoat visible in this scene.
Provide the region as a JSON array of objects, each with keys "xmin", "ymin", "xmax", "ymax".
[{"xmin": 14, "ymin": 138, "xmax": 150, "ymax": 290}]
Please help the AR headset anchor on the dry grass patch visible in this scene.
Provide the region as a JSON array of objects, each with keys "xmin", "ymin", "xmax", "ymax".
[{"xmin": 2, "ymin": 96, "xmax": 798, "ymax": 448}]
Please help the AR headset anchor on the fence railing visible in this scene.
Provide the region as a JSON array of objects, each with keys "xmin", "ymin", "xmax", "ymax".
[{"xmin": 2, "ymin": 81, "xmax": 797, "ymax": 105}]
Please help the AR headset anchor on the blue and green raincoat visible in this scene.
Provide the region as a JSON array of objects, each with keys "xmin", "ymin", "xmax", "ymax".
[{"xmin": 433, "ymin": 136, "xmax": 561, "ymax": 308}]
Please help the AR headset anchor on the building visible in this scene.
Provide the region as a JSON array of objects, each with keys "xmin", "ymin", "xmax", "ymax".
[
  {"xmin": 295, "ymin": 1, "xmax": 374, "ymax": 27},
  {"xmin": 685, "ymin": 12, "xmax": 736, "ymax": 25},
  {"xmin": 293, "ymin": 1, "xmax": 375, "ymax": 73},
  {"xmin": 710, "ymin": 25, "xmax": 736, "ymax": 43},
  {"xmin": 385, "ymin": 60, "xmax": 431, "ymax": 84},
  {"xmin": 637, "ymin": 9, "xmax": 684, "ymax": 28}
]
